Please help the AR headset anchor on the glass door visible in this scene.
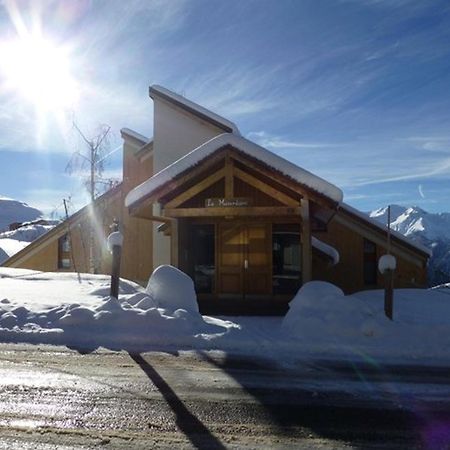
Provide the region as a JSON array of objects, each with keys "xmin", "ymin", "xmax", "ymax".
[
  {"xmin": 189, "ymin": 224, "xmax": 215, "ymax": 294},
  {"xmin": 272, "ymin": 224, "xmax": 302, "ymax": 295}
]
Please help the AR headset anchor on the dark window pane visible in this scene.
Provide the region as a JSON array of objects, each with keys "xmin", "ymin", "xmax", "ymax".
[
  {"xmin": 272, "ymin": 224, "xmax": 301, "ymax": 295},
  {"xmin": 363, "ymin": 238, "xmax": 377, "ymax": 285},
  {"xmin": 190, "ymin": 224, "xmax": 215, "ymax": 294}
]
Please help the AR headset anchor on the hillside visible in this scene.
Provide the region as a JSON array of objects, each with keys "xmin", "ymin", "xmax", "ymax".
[
  {"xmin": 0, "ymin": 197, "xmax": 57, "ymax": 264},
  {"xmin": 369, "ymin": 205, "xmax": 450, "ymax": 286},
  {"xmin": 0, "ymin": 196, "xmax": 42, "ymax": 232}
]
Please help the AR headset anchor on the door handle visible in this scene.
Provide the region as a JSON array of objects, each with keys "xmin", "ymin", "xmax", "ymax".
[{"xmin": 244, "ymin": 259, "xmax": 248, "ymax": 270}]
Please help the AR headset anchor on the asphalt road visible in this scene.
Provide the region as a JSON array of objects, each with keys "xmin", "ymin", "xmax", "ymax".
[{"xmin": 0, "ymin": 343, "xmax": 448, "ymax": 449}]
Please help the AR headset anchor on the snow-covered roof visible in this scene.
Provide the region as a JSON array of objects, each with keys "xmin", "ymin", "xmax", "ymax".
[
  {"xmin": 149, "ymin": 85, "xmax": 241, "ymax": 136},
  {"xmin": 340, "ymin": 203, "xmax": 432, "ymax": 256},
  {"xmin": 312, "ymin": 237, "xmax": 340, "ymax": 265},
  {"xmin": 125, "ymin": 133, "xmax": 343, "ymax": 208},
  {"xmin": 120, "ymin": 128, "xmax": 151, "ymax": 145}
]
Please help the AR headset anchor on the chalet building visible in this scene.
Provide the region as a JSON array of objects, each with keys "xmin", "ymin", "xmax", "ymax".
[{"xmin": 2, "ymin": 85, "xmax": 430, "ymax": 314}]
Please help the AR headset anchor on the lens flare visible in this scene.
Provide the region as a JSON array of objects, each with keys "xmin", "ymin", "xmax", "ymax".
[{"xmin": 0, "ymin": 34, "xmax": 79, "ymax": 113}]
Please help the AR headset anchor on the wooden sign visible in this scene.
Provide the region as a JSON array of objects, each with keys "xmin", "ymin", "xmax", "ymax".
[{"xmin": 205, "ymin": 198, "xmax": 251, "ymax": 208}]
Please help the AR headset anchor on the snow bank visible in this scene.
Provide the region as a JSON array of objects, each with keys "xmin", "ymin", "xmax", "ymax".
[
  {"xmin": 282, "ymin": 281, "xmax": 450, "ymax": 361},
  {"xmin": 146, "ymin": 265, "xmax": 199, "ymax": 313},
  {"xmin": 1, "ymin": 268, "xmax": 450, "ymax": 363},
  {"xmin": 0, "ymin": 268, "xmax": 227, "ymax": 353}
]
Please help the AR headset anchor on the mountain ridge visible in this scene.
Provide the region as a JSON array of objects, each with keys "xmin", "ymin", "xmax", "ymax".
[
  {"xmin": 369, "ymin": 204, "xmax": 450, "ymax": 286},
  {"xmin": 0, "ymin": 197, "xmax": 42, "ymax": 232}
]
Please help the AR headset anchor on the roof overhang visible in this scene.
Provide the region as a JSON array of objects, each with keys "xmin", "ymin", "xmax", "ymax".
[{"xmin": 125, "ymin": 133, "xmax": 343, "ymax": 213}]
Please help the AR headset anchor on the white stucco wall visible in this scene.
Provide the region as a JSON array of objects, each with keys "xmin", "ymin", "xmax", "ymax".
[
  {"xmin": 152, "ymin": 97, "xmax": 230, "ymax": 268},
  {"xmin": 153, "ymin": 98, "xmax": 225, "ymax": 172}
]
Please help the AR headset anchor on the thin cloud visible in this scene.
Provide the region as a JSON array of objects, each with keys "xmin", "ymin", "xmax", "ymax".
[
  {"xmin": 418, "ymin": 184, "xmax": 425, "ymax": 199},
  {"xmin": 177, "ymin": 64, "xmax": 280, "ymax": 118},
  {"xmin": 247, "ymin": 131, "xmax": 342, "ymax": 150},
  {"xmin": 349, "ymin": 159, "xmax": 450, "ymax": 187}
]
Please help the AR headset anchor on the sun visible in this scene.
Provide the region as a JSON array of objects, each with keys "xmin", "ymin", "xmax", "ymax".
[{"xmin": 0, "ymin": 34, "xmax": 79, "ymax": 114}]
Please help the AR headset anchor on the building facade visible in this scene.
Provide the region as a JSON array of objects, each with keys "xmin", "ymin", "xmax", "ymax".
[{"xmin": 2, "ymin": 85, "xmax": 429, "ymax": 314}]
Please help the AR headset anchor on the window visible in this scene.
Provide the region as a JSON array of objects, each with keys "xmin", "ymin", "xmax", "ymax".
[
  {"xmin": 272, "ymin": 224, "xmax": 301, "ymax": 295},
  {"xmin": 363, "ymin": 238, "xmax": 377, "ymax": 285},
  {"xmin": 58, "ymin": 234, "xmax": 72, "ymax": 270},
  {"xmin": 189, "ymin": 224, "xmax": 215, "ymax": 294}
]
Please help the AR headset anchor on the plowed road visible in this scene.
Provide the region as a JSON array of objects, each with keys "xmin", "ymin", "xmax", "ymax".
[{"xmin": 0, "ymin": 344, "xmax": 448, "ymax": 449}]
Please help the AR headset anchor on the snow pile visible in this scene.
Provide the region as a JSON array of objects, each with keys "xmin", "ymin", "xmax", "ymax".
[
  {"xmin": 0, "ymin": 267, "xmax": 230, "ymax": 353},
  {"xmin": 1, "ymin": 268, "xmax": 450, "ymax": 362},
  {"xmin": 146, "ymin": 265, "xmax": 199, "ymax": 313},
  {"xmin": 282, "ymin": 281, "xmax": 378, "ymax": 339},
  {"xmin": 282, "ymin": 281, "xmax": 450, "ymax": 360}
]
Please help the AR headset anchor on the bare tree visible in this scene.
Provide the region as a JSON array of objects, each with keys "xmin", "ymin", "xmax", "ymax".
[
  {"xmin": 66, "ymin": 122, "xmax": 112, "ymax": 201},
  {"xmin": 66, "ymin": 122, "xmax": 113, "ymax": 273}
]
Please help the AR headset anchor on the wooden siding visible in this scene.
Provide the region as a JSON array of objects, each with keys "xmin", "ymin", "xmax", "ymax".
[
  {"xmin": 121, "ymin": 143, "xmax": 154, "ymax": 283},
  {"xmin": 4, "ymin": 139, "xmax": 428, "ymax": 297},
  {"xmin": 5, "ymin": 143, "xmax": 155, "ymax": 285},
  {"xmin": 312, "ymin": 214, "xmax": 427, "ymax": 293}
]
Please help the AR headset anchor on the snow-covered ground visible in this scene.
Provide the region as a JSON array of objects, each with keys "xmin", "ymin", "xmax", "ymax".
[
  {"xmin": 0, "ymin": 267, "xmax": 449, "ymax": 365},
  {"xmin": 0, "ymin": 222, "xmax": 57, "ymax": 264}
]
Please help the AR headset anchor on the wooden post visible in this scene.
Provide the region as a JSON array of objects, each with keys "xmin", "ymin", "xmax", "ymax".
[
  {"xmin": 110, "ymin": 244, "xmax": 122, "ymax": 299},
  {"xmin": 170, "ymin": 219, "xmax": 179, "ymax": 267},
  {"xmin": 384, "ymin": 269, "xmax": 394, "ymax": 320},
  {"xmin": 107, "ymin": 222, "xmax": 123, "ymax": 299},
  {"xmin": 301, "ymin": 196, "xmax": 312, "ymax": 283},
  {"xmin": 385, "ymin": 206, "xmax": 393, "ymax": 320}
]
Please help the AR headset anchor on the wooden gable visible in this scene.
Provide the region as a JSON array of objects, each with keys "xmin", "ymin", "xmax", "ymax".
[
  {"xmin": 129, "ymin": 146, "xmax": 338, "ymax": 223},
  {"xmin": 157, "ymin": 148, "xmax": 302, "ymax": 218}
]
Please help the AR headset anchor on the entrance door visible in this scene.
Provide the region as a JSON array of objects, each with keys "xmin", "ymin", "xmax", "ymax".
[{"xmin": 218, "ymin": 223, "xmax": 271, "ymax": 299}]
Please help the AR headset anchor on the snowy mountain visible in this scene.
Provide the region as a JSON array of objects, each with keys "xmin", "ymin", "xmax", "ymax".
[
  {"xmin": 369, "ymin": 205, "xmax": 450, "ymax": 286},
  {"xmin": 0, "ymin": 196, "xmax": 58, "ymax": 264},
  {"xmin": 0, "ymin": 196, "xmax": 42, "ymax": 232}
]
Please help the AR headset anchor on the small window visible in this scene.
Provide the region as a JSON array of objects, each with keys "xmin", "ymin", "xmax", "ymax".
[
  {"xmin": 58, "ymin": 234, "xmax": 72, "ymax": 270},
  {"xmin": 60, "ymin": 258, "xmax": 71, "ymax": 269},
  {"xmin": 62, "ymin": 236, "xmax": 71, "ymax": 252},
  {"xmin": 363, "ymin": 238, "xmax": 377, "ymax": 285}
]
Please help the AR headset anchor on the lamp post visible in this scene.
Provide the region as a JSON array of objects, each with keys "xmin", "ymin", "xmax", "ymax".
[
  {"xmin": 379, "ymin": 205, "xmax": 395, "ymax": 320},
  {"xmin": 107, "ymin": 221, "xmax": 123, "ymax": 299},
  {"xmin": 378, "ymin": 254, "xmax": 396, "ymax": 320}
]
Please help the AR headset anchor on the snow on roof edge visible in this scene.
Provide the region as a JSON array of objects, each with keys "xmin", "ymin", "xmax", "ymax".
[
  {"xmin": 120, "ymin": 128, "xmax": 151, "ymax": 145},
  {"xmin": 150, "ymin": 85, "xmax": 241, "ymax": 136},
  {"xmin": 341, "ymin": 203, "xmax": 432, "ymax": 256},
  {"xmin": 312, "ymin": 236, "xmax": 339, "ymax": 265},
  {"xmin": 125, "ymin": 133, "xmax": 343, "ymax": 208}
]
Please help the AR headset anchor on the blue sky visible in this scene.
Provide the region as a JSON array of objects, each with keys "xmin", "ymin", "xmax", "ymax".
[{"xmin": 0, "ymin": 0, "xmax": 450, "ymax": 216}]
